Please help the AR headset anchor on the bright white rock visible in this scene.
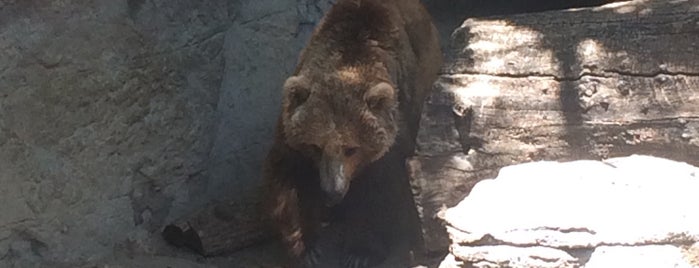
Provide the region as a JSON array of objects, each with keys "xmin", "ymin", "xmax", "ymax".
[{"xmin": 442, "ymin": 155, "xmax": 699, "ymax": 268}]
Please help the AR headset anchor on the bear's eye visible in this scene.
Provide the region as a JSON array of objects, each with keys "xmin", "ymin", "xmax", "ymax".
[{"xmin": 343, "ymin": 146, "xmax": 359, "ymax": 157}]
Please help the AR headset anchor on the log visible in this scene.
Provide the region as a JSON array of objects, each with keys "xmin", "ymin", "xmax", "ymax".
[
  {"xmin": 161, "ymin": 196, "xmax": 272, "ymax": 256},
  {"xmin": 409, "ymin": 0, "xmax": 699, "ymax": 254}
]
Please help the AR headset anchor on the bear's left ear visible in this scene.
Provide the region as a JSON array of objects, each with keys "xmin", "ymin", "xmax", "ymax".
[
  {"xmin": 364, "ymin": 82, "xmax": 395, "ymax": 111},
  {"xmin": 283, "ymin": 75, "xmax": 310, "ymax": 110}
]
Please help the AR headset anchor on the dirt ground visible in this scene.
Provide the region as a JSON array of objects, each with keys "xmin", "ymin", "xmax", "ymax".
[{"xmin": 76, "ymin": 224, "xmax": 445, "ymax": 268}]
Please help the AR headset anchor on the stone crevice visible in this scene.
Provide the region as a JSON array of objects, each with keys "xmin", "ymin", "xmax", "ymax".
[{"xmin": 441, "ymin": 70, "xmax": 699, "ymax": 82}]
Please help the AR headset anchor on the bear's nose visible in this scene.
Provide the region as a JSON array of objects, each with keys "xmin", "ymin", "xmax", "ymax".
[{"xmin": 321, "ymin": 171, "xmax": 349, "ymax": 207}]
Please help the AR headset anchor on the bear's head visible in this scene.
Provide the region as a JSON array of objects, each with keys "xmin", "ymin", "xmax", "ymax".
[{"xmin": 281, "ymin": 67, "xmax": 398, "ymax": 206}]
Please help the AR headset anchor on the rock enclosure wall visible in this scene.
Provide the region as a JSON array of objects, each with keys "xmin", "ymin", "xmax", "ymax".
[{"xmin": 0, "ymin": 0, "xmax": 333, "ymax": 266}]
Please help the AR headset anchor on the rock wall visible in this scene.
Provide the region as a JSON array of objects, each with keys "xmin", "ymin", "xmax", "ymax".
[
  {"xmin": 207, "ymin": 0, "xmax": 334, "ymax": 204},
  {"xmin": 0, "ymin": 0, "xmax": 333, "ymax": 266}
]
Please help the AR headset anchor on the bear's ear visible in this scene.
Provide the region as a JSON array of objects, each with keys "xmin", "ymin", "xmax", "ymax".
[
  {"xmin": 283, "ymin": 75, "xmax": 310, "ymax": 109},
  {"xmin": 364, "ymin": 82, "xmax": 395, "ymax": 111}
]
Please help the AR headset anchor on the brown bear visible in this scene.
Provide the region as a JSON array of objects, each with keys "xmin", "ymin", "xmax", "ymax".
[{"xmin": 261, "ymin": 0, "xmax": 442, "ymax": 267}]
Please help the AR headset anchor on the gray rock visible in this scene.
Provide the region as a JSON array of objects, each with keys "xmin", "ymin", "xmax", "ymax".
[
  {"xmin": 0, "ymin": 0, "xmax": 330, "ymax": 266},
  {"xmin": 208, "ymin": 0, "xmax": 316, "ymax": 201},
  {"xmin": 1, "ymin": 0, "xmax": 227, "ymax": 264}
]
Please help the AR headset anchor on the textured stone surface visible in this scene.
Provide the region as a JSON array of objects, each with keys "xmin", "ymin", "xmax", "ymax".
[
  {"xmin": 442, "ymin": 155, "xmax": 699, "ymax": 267},
  {"xmin": 446, "ymin": 155, "xmax": 699, "ymax": 247},
  {"xmin": 585, "ymin": 245, "xmax": 696, "ymax": 268},
  {"xmin": 0, "ymin": 0, "xmax": 332, "ymax": 266},
  {"xmin": 0, "ymin": 1, "xmax": 228, "ymax": 266},
  {"xmin": 409, "ymin": 0, "xmax": 699, "ymax": 254},
  {"xmin": 450, "ymin": 246, "xmax": 578, "ymax": 268},
  {"xmin": 207, "ymin": 0, "xmax": 336, "ymax": 202}
]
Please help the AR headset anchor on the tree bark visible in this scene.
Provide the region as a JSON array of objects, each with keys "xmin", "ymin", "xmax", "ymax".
[
  {"xmin": 161, "ymin": 197, "xmax": 272, "ymax": 256},
  {"xmin": 409, "ymin": 0, "xmax": 699, "ymax": 254}
]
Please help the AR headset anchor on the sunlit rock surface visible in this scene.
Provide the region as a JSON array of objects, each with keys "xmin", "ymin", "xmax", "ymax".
[{"xmin": 440, "ymin": 155, "xmax": 699, "ymax": 268}]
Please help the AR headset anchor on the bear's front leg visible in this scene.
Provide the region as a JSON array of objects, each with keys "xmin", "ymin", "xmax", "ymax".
[
  {"xmin": 338, "ymin": 147, "xmax": 417, "ymax": 268},
  {"xmin": 341, "ymin": 220, "xmax": 388, "ymax": 268},
  {"xmin": 337, "ymin": 164, "xmax": 392, "ymax": 268},
  {"xmin": 263, "ymin": 140, "xmax": 324, "ymax": 268},
  {"xmin": 267, "ymin": 180, "xmax": 324, "ymax": 268}
]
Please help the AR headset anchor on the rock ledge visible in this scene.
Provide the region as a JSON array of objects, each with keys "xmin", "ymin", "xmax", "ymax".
[{"xmin": 439, "ymin": 155, "xmax": 699, "ymax": 268}]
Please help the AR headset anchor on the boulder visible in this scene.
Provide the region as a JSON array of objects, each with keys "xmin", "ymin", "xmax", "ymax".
[
  {"xmin": 441, "ymin": 155, "xmax": 699, "ymax": 268},
  {"xmin": 409, "ymin": 0, "xmax": 699, "ymax": 254}
]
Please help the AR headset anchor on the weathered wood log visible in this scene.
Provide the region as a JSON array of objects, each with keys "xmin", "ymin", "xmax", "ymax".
[
  {"xmin": 409, "ymin": 0, "xmax": 699, "ymax": 255},
  {"xmin": 161, "ymin": 196, "xmax": 272, "ymax": 256}
]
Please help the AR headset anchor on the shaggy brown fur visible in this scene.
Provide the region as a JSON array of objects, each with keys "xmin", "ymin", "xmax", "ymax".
[{"xmin": 261, "ymin": 0, "xmax": 442, "ymax": 267}]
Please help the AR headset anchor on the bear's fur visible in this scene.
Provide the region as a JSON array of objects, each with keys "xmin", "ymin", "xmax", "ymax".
[{"xmin": 262, "ymin": 0, "xmax": 442, "ymax": 266}]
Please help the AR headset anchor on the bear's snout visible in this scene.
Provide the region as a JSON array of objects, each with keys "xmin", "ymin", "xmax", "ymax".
[{"xmin": 319, "ymin": 154, "xmax": 350, "ymax": 207}]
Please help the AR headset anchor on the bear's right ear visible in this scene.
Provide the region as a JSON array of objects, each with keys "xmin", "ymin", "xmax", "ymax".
[
  {"xmin": 283, "ymin": 75, "xmax": 310, "ymax": 109},
  {"xmin": 364, "ymin": 82, "xmax": 395, "ymax": 111}
]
